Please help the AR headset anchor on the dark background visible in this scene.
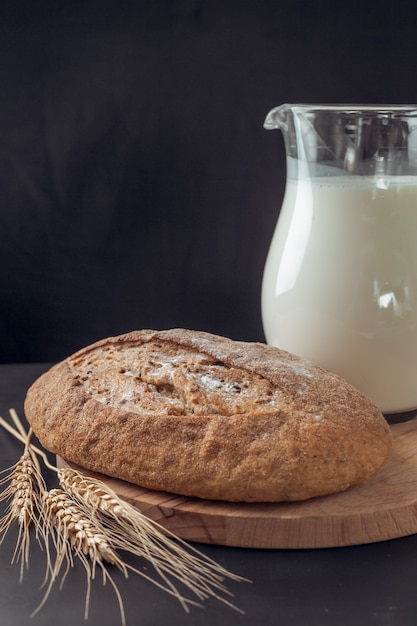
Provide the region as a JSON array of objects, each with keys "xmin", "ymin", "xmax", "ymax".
[{"xmin": 1, "ymin": 0, "xmax": 417, "ymax": 363}]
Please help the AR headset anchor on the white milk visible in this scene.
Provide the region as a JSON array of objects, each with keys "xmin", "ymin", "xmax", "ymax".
[{"xmin": 262, "ymin": 176, "xmax": 417, "ymax": 413}]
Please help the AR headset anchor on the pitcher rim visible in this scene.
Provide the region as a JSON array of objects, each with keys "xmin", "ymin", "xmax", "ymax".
[
  {"xmin": 264, "ymin": 103, "xmax": 417, "ymax": 130},
  {"xmin": 276, "ymin": 103, "xmax": 417, "ymax": 111}
]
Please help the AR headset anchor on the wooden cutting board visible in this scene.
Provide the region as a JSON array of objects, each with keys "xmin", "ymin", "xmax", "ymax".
[{"xmin": 57, "ymin": 418, "xmax": 417, "ymax": 550}]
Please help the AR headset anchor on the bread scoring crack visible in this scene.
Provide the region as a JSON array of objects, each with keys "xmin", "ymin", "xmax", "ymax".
[{"xmin": 69, "ymin": 340, "xmax": 282, "ymax": 416}]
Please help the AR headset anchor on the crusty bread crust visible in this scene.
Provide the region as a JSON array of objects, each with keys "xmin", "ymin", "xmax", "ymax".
[{"xmin": 24, "ymin": 329, "xmax": 392, "ymax": 502}]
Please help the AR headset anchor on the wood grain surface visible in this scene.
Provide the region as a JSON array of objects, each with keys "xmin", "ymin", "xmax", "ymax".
[{"xmin": 57, "ymin": 418, "xmax": 417, "ymax": 549}]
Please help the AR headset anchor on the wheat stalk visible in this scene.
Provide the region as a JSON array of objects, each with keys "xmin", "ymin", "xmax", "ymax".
[
  {"xmin": 0, "ymin": 413, "xmax": 131, "ymax": 623},
  {"xmin": 0, "ymin": 430, "xmax": 47, "ymax": 581},
  {"xmin": 35, "ymin": 487, "xmax": 128, "ymax": 624},
  {"xmin": 0, "ymin": 410, "xmax": 248, "ymax": 622},
  {"xmin": 58, "ymin": 466, "xmax": 246, "ymax": 611},
  {"xmin": 5, "ymin": 415, "xmax": 246, "ymax": 610}
]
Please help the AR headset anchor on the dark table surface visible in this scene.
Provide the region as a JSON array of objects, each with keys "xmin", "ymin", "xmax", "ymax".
[{"xmin": 1, "ymin": 363, "xmax": 417, "ymax": 626}]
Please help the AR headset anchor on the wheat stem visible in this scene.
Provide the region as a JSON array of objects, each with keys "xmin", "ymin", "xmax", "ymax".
[{"xmin": 0, "ymin": 413, "xmax": 50, "ymax": 472}]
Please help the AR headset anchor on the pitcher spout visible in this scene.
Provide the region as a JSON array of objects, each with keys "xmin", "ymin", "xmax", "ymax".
[{"xmin": 264, "ymin": 104, "xmax": 290, "ymax": 130}]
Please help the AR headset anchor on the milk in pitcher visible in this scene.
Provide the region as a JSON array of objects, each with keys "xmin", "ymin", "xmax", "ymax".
[{"xmin": 262, "ymin": 176, "xmax": 417, "ymax": 412}]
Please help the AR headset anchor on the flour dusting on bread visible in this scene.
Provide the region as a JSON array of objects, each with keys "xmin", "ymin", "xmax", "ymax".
[{"xmin": 68, "ymin": 341, "xmax": 284, "ymax": 417}]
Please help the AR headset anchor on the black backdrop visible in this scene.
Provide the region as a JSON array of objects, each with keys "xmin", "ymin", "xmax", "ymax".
[{"xmin": 1, "ymin": 0, "xmax": 417, "ymax": 363}]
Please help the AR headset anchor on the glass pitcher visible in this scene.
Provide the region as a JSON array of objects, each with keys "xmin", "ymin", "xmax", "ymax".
[{"xmin": 261, "ymin": 104, "xmax": 417, "ymax": 413}]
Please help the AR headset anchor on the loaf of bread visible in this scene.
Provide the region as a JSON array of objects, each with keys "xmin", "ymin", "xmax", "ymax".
[{"xmin": 24, "ymin": 329, "xmax": 392, "ymax": 502}]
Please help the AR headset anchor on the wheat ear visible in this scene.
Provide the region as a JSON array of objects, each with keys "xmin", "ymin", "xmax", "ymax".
[
  {"xmin": 57, "ymin": 466, "xmax": 247, "ymax": 612},
  {"xmin": 0, "ymin": 430, "xmax": 46, "ymax": 581},
  {"xmin": 34, "ymin": 487, "xmax": 128, "ymax": 625}
]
